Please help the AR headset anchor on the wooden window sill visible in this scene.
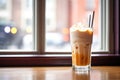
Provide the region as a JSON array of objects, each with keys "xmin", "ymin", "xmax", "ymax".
[{"xmin": 0, "ymin": 53, "xmax": 120, "ymax": 67}]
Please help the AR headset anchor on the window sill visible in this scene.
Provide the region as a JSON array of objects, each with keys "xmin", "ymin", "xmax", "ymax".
[{"xmin": 0, "ymin": 53, "xmax": 120, "ymax": 67}]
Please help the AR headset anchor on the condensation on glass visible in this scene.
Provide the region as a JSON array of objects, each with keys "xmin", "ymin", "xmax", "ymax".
[
  {"xmin": 45, "ymin": 0, "xmax": 100, "ymax": 52},
  {"xmin": 0, "ymin": 0, "xmax": 34, "ymax": 51}
]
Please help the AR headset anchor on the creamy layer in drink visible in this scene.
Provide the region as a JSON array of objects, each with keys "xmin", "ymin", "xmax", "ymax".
[{"xmin": 70, "ymin": 23, "xmax": 93, "ymax": 66}]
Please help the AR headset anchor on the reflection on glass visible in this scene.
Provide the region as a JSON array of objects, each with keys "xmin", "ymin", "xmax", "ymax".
[
  {"xmin": 72, "ymin": 71, "xmax": 90, "ymax": 80},
  {"xmin": 45, "ymin": 0, "xmax": 100, "ymax": 52},
  {"xmin": 0, "ymin": 0, "xmax": 34, "ymax": 51},
  {"xmin": 0, "ymin": 68, "xmax": 34, "ymax": 80}
]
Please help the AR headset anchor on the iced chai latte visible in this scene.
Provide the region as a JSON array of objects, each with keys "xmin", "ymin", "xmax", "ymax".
[{"xmin": 70, "ymin": 23, "xmax": 93, "ymax": 71}]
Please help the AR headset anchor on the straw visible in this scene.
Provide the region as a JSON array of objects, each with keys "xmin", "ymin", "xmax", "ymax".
[
  {"xmin": 88, "ymin": 11, "xmax": 95, "ymax": 28},
  {"xmin": 91, "ymin": 11, "xmax": 95, "ymax": 28},
  {"xmin": 88, "ymin": 14, "xmax": 91, "ymax": 28}
]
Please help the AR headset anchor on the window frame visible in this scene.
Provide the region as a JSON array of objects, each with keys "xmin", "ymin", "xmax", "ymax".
[{"xmin": 0, "ymin": 0, "xmax": 119, "ymax": 67}]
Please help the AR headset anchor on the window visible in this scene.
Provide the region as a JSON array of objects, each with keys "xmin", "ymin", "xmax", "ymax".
[
  {"xmin": 45, "ymin": 0, "xmax": 101, "ymax": 52},
  {"xmin": 0, "ymin": 0, "xmax": 7, "ymax": 9},
  {"xmin": 0, "ymin": 0, "xmax": 119, "ymax": 66},
  {"xmin": 0, "ymin": 0, "xmax": 34, "ymax": 51}
]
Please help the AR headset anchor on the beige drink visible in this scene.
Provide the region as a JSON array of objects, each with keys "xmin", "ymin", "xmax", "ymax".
[{"xmin": 70, "ymin": 23, "xmax": 93, "ymax": 71}]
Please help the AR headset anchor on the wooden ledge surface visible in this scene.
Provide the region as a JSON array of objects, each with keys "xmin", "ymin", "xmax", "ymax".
[{"xmin": 0, "ymin": 66, "xmax": 120, "ymax": 80}]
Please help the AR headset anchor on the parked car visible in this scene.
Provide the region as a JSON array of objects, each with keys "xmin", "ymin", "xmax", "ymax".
[{"xmin": 0, "ymin": 21, "xmax": 23, "ymax": 49}]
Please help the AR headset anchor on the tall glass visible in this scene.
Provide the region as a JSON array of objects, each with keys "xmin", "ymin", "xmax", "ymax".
[{"xmin": 70, "ymin": 23, "xmax": 93, "ymax": 71}]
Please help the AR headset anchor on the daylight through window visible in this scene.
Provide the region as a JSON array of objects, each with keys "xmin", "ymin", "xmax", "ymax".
[
  {"xmin": 45, "ymin": 0, "xmax": 102, "ymax": 52},
  {"xmin": 0, "ymin": 0, "xmax": 34, "ymax": 51}
]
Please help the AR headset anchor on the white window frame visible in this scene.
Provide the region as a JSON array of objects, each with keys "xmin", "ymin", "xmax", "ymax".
[{"xmin": 37, "ymin": 0, "xmax": 113, "ymax": 53}]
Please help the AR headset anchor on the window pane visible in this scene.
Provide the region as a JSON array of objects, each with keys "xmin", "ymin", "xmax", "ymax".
[
  {"xmin": 45, "ymin": 0, "xmax": 101, "ymax": 52},
  {"xmin": 0, "ymin": 0, "xmax": 34, "ymax": 51}
]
